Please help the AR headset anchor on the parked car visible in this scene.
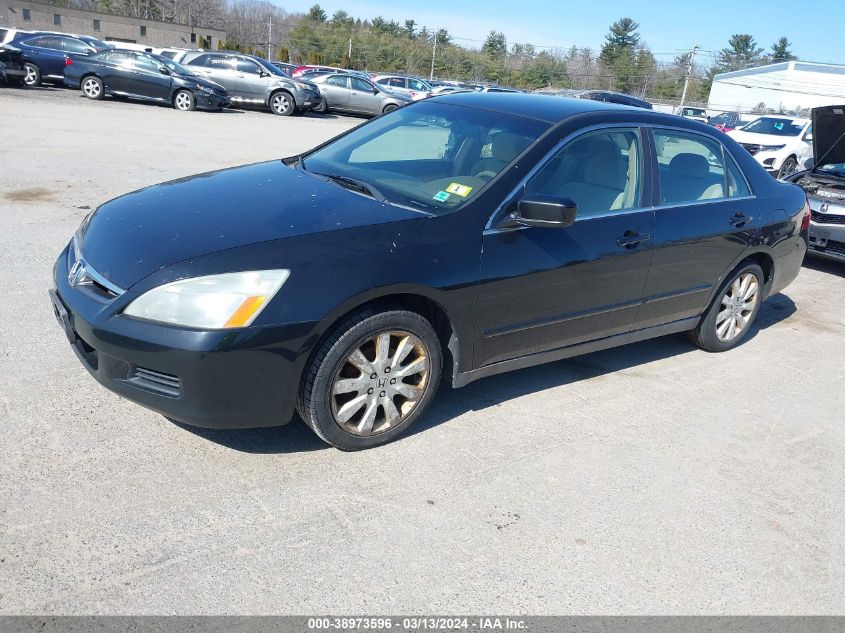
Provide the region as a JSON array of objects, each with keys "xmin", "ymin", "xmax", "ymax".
[
  {"xmin": 291, "ymin": 64, "xmax": 347, "ymax": 78},
  {"xmin": 577, "ymin": 90, "xmax": 653, "ymax": 109},
  {"xmin": 709, "ymin": 111, "xmax": 755, "ymax": 133},
  {"xmin": 9, "ymin": 32, "xmax": 110, "ymax": 86},
  {"xmin": 153, "ymin": 47, "xmax": 195, "ymax": 62},
  {"xmin": 476, "ymin": 85, "xmax": 520, "ymax": 93},
  {"xmin": 50, "ymin": 93, "xmax": 808, "ymax": 450},
  {"xmin": 784, "ymin": 105, "xmax": 845, "ymax": 262},
  {"xmin": 430, "ymin": 85, "xmax": 471, "ymax": 95},
  {"xmin": 310, "ymin": 72, "xmax": 411, "ymax": 116},
  {"xmin": 727, "ymin": 115, "xmax": 812, "ymax": 178},
  {"xmin": 677, "ymin": 106, "xmax": 708, "ymax": 123},
  {"xmin": 0, "ymin": 27, "xmax": 33, "ymax": 46},
  {"xmin": 181, "ymin": 51, "xmax": 319, "ymax": 115},
  {"xmin": 63, "ymin": 50, "xmax": 230, "ymax": 111},
  {"xmin": 372, "ymin": 74, "xmax": 432, "ymax": 100},
  {"xmin": 271, "ymin": 61, "xmax": 297, "ymax": 75},
  {"xmin": 0, "ymin": 43, "xmax": 26, "ymax": 87}
]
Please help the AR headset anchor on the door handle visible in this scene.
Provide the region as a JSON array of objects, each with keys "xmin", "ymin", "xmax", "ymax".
[
  {"xmin": 617, "ymin": 230, "xmax": 650, "ymax": 249},
  {"xmin": 729, "ymin": 212, "xmax": 753, "ymax": 227}
]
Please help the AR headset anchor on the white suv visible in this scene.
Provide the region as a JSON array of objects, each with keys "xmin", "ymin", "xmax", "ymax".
[{"xmin": 727, "ymin": 115, "xmax": 813, "ymax": 178}]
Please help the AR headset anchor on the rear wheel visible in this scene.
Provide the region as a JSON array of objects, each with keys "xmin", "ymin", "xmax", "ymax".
[
  {"xmin": 297, "ymin": 310, "xmax": 442, "ymax": 450},
  {"xmin": 23, "ymin": 63, "xmax": 40, "ymax": 87},
  {"xmin": 777, "ymin": 156, "xmax": 798, "ymax": 179},
  {"xmin": 688, "ymin": 261, "xmax": 764, "ymax": 352},
  {"xmin": 81, "ymin": 76, "xmax": 104, "ymax": 100},
  {"xmin": 173, "ymin": 89, "xmax": 196, "ymax": 111},
  {"xmin": 269, "ymin": 90, "xmax": 295, "ymax": 116}
]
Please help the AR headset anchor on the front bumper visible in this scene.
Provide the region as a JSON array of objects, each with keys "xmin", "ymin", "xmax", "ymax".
[
  {"xmin": 292, "ymin": 88, "xmax": 320, "ymax": 110},
  {"xmin": 806, "ymin": 197, "xmax": 845, "ymax": 262},
  {"xmin": 196, "ymin": 91, "xmax": 231, "ymax": 110},
  {"xmin": 50, "ymin": 245, "xmax": 310, "ymax": 428}
]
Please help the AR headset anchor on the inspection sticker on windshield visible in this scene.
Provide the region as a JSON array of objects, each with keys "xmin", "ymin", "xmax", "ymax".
[
  {"xmin": 433, "ymin": 191, "xmax": 451, "ymax": 202},
  {"xmin": 774, "ymin": 121, "xmax": 784, "ymax": 130},
  {"xmin": 446, "ymin": 183, "xmax": 473, "ymax": 197}
]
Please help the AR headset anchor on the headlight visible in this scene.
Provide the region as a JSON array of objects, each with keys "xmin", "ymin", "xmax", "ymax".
[
  {"xmin": 760, "ymin": 144, "xmax": 785, "ymax": 152},
  {"xmin": 293, "ymin": 81, "xmax": 311, "ymax": 91},
  {"xmin": 124, "ymin": 270, "xmax": 290, "ymax": 329},
  {"xmin": 196, "ymin": 83, "xmax": 214, "ymax": 94}
]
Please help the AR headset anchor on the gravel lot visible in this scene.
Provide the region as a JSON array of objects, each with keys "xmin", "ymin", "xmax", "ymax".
[{"xmin": 1, "ymin": 86, "xmax": 843, "ymax": 615}]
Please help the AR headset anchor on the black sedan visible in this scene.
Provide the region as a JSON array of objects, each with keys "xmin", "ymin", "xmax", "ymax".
[
  {"xmin": 0, "ymin": 44, "xmax": 26, "ymax": 87},
  {"xmin": 63, "ymin": 50, "xmax": 230, "ymax": 111},
  {"xmin": 50, "ymin": 93, "xmax": 808, "ymax": 450}
]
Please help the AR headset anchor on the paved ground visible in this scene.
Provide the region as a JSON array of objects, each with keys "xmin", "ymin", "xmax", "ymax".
[{"xmin": 1, "ymin": 87, "xmax": 843, "ymax": 615}]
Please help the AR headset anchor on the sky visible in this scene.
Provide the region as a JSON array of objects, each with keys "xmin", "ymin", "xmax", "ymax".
[{"xmin": 273, "ymin": 0, "xmax": 844, "ymax": 66}]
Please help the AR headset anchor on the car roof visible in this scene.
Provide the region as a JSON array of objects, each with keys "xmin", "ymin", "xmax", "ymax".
[{"xmin": 433, "ymin": 92, "xmax": 635, "ymax": 122}]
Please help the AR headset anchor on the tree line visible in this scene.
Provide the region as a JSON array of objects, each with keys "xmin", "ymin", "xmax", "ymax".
[{"xmin": 51, "ymin": 0, "xmax": 799, "ymax": 103}]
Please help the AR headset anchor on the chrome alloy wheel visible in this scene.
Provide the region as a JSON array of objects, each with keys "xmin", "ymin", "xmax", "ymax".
[
  {"xmin": 82, "ymin": 77, "xmax": 101, "ymax": 98},
  {"xmin": 174, "ymin": 91, "xmax": 192, "ymax": 110},
  {"xmin": 271, "ymin": 93, "xmax": 291, "ymax": 113},
  {"xmin": 716, "ymin": 272, "xmax": 759, "ymax": 342},
  {"xmin": 24, "ymin": 65, "xmax": 38, "ymax": 86},
  {"xmin": 331, "ymin": 330, "xmax": 431, "ymax": 436}
]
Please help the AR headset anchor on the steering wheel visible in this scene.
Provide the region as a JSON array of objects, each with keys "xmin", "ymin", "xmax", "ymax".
[{"xmin": 475, "ymin": 170, "xmax": 497, "ymax": 181}]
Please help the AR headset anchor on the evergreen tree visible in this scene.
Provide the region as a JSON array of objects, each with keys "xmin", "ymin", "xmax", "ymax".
[
  {"xmin": 715, "ymin": 34, "xmax": 765, "ymax": 72},
  {"xmin": 770, "ymin": 36, "xmax": 796, "ymax": 62},
  {"xmin": 307, "ymin": 4, "xmax": 326, "ymax": 22},
  {"xmin": 599, "ymin": 17, "xmax": 640, "ymax": 66}
]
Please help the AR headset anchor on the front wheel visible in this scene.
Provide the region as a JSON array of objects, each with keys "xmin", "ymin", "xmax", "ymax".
[
  {"xmin": 173, "ymin": 89, "xmax": 196, "ymax": 111},
  {"xmin": 688, "ymin": 261, "xmax": 764, "ymax": 352},
  {"xmin": 23, "ymin": 63, "xmax": 41, "ymax": 87},
  {"xmin": 312, "ymin": 97, "xmax": 328, "ymax": 114},
  {"xmin": 777, "ymin": 156, "xmax": 798, "ymax": 179},
  {"xmin": 269, "ymin": 90, "xmax": 295, "ymax": 116},
  {"xmin": 297, "ymin": 310, "xmax": 442, "ymax": 450},
  {"xmin": 382, "ymin": 103, "xmax": 399, "ymax": 115},
  {"xmin": 81, "ymin": 76, "xmax": 104, "ymax": 100}
]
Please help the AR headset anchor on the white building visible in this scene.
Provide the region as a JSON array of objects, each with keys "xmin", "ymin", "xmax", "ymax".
[{"xmin": 708, "ymin": 61, "xmax": 845, "ymax": 113}]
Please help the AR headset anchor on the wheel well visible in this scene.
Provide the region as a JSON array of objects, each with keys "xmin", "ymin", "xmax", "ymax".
[
  {"xmin": 743, "ymin": 252, "xmax": 774, "ymax": 291},
  {"xmin": 80, "ymin": 72, "xmax": 98, "ymax": 83},
  {"xmin": 269, "ymin": 89, "xmax": 294, "ymax": 107},
  {"xmin": 382, "ymin": 104, "xmax": 398, "ymax": 113},
  {"xmin": 308, "ymin": 294, "xmax": 457, "ymax": 381}
]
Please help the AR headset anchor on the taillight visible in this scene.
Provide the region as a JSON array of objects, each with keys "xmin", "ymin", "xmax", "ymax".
[
  {"xmin": 801, "ymin": 197, "xmax": 811, "ymax": 231},
  {"xmin": 65, "ymin": 57, "xmax": 73, "ymax": 66}
]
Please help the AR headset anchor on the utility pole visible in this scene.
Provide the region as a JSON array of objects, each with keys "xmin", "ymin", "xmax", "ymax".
[
  {"xmin": 430, "ymin": 29, "xmax": 438, "ymax": 81},
  {"xmin": 348, "ymin": 37, "xmax": 352, "ymax": 65},
  {"xmin": 678, "ymin": 44, "xmax": 700, "ymax": 113},
  {"xmin": 267, "ymin": 16, "xmax": 272, "ymax": 60}
]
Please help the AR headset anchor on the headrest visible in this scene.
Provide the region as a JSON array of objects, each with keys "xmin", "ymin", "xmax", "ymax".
[
  {"xmin": 669, "ymin": 153, "xmax": 709, "ymax": 179},
  {"xmin": 490, "ymin": 132, "xmax": 525, "ymax": 162},
  {"xmin": 583, "ymin": 140, "xmax": 626, "ymax": 189}
]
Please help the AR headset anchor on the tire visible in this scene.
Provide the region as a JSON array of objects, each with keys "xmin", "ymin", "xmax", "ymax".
[
  {"xmin": 173, "ymin": 89, "xmax": 196, "ymax": 111},
  {"xmin": 80, "ymin": 75, "xmax": 104, "ymax": 100},
  {"xmin": 297, "ymin": 309, "xmax": 443, "ymax": 450},
  {"xmin": 382, "ymin": 103, "xmax": 399, "ymax": 115},
  {"xmin": 23, "ymin": 62, "xmax": 40, "ymax": 87},
  {"xmin": 313, "ymin": 97, "xmax": 328, "ymax": 114},
  {"xmin": 777, "ymin": 156, "xmax": 797, "ymax": 179},
  {"xmin": 269, "ymin": 90, "xmax": 295, "ymax": 116},
  {"xmin": 688, "ymin": 261, "xmax": 765, "ymax": 352}
]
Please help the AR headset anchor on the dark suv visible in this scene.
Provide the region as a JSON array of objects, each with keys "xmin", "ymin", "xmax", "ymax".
[
  {"xmin": 9, "ymin": 32, "xmax": 109, "ymax": 86},
  {"xmin": 181, "ymin": 51, "xmax": 320, "ymax": 115}
]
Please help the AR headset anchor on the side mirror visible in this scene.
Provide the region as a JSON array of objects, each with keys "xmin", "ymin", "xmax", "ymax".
[
  {"xmin": 500, "ymin": 195, "xmax": 577, "ymax": 229},
  {"xmin": 803, "ymin": 157, "xmax": 815, "ymax": 170},
  {"xmin": 260, "ymin": 70, "xmax": 270, "ymax": 78},
  {"xmin": 804, "ymin": 132, "xmax": 813, "ymax": 142},
  {"xmin": 372, "ymin": 87, "xmax": 379, "ymax": 94},
  {"xmin": 159, "ymin": 66, "xmax": 170, "ymax": 75}
]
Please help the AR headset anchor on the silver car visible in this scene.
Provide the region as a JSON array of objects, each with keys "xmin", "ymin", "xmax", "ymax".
[
  {"xmin": 181, "ymin": 51, "xmax": 319, "ymax": 116},
  {"xmin": 311, "ymin": 73, "xmax": 412, "ymax": 116},
  {"xmin": 372, "ymin": 74, "xmax": 432, "ymax": 100}
]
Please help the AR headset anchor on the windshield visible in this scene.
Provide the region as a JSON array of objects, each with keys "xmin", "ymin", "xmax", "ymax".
[
  {"xmin": 817, "ymin": 163, "xmax": 845, "ymax": 177},
  {"xmin": 301, "ymin": 100, "xmax": 548, "ymax": 214},
  {"xmin": 86, "ymin": 37, "xmax": 111, "ymax": 52},
  {"xmin": 253, "ymin": 58, "xmax": 286, "ymax": 76},
  {"xmin": 682, "ymin": 108, "xmax": 705, "ymax": 117},
  {"xmin": 741, "ymin": 117, "xmax": 805, "ymax": 136}
]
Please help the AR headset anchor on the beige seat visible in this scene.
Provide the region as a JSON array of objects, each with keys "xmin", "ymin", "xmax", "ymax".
[
  {"xmin": 661, "ymin": 153, "xmax": 724, "ymax": 204},
  {"xmin": 471, "ymin": 132, "xmax": 527, "ymax": 178},
  {"xmin": 557, "ymin": 140, "xmax": 627, "ymax": 215}
]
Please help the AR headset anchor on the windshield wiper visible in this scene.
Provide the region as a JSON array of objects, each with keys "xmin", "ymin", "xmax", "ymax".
[{"xmin": 312, "ymin": 172, "xmax": 387, "ymax": 202}]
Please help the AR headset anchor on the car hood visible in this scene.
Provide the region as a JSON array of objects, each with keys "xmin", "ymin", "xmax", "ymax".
[
  {"xmin": 179, "ymin": 73, "xmax": 226, "ymax": 92},
  {"xmin": 811, "ymin": 105, "xmax": 845, "ymax": 169},
  {"xmin": 78, "ymin": 161, "xmax": 423, "ymax": 289},
  {"xmin": 727, "ymin": 129, "xmax": 800, "ymax": 146}
]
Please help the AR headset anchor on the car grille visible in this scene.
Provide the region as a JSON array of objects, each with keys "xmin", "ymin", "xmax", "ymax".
[
  {"xmin": 128, "ymin": 366, "xmax": 181, "ymax": 398},
  {"xmin": 811, "ymin": 210, "xmax": 845, "ymax": 225},
  {"xmin": 740, "ymin": 143, "xmax": 761, "ymax": 155},
  {"xmin": 811, "ymin": 238, "xmax": 845, "ymax": 258}
]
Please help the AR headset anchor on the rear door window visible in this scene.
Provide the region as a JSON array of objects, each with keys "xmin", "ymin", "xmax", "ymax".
[
  {"xmin": 351, "ymin": 77, "xmax": 374, "ymax": 92},
  {"xmin": 653, "ymin": 130, "xmax": 728, "ymax": 204},
  {"xmin": 326, "ymin": 75, "xmax": 348, "ymax": 88}
]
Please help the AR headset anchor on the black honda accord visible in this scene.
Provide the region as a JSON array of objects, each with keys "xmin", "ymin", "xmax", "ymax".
[{"xmin": 51, "ymin": 93, "xmax": 809, "ymax": 450}]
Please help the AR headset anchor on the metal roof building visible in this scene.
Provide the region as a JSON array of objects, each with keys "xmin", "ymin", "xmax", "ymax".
[{"xmin": 708, "ymin": 61, "xmax": 845, "ymax": 112}]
